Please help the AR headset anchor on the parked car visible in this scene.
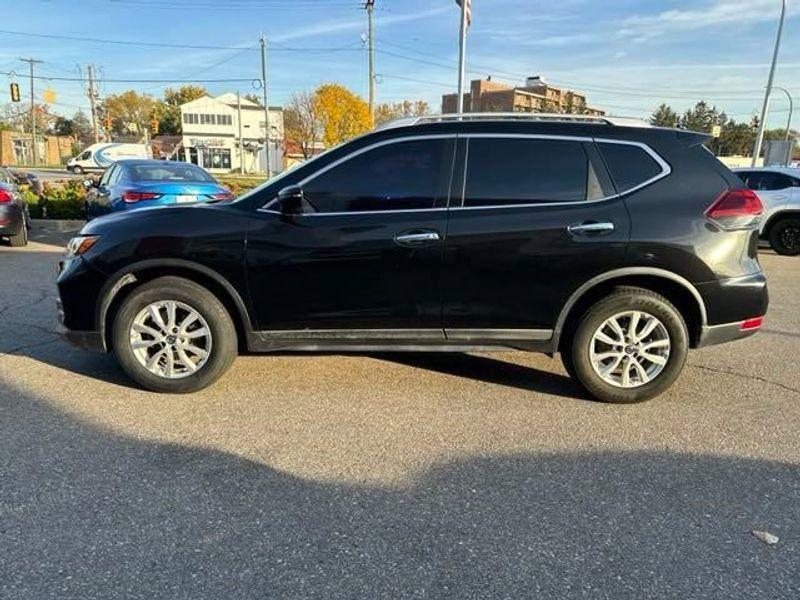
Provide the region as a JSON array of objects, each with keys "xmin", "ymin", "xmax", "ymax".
[
  {"xmin": 57, "ymin": 114, "xmax": 768, "ymax": 403},
  {"xmin": 1, "ymin": 166, "xmax": 43, "ymax": 195},
  {"xmin": 734, "ymin": 167, "xmax": 800, "ymax": 255},
  {"xmin": 84, "ymin": 159, "xmax": 234, "ymax": 217},
  {"xmin": 0, "ymin": 167, "xmax": 29, "ymax": 247},
  {"xmin": 67, "ymin": 143, "xmax": 150, "ymax": 174}
]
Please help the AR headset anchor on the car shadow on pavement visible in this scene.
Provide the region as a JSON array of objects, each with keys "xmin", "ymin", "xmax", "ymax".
[
  {"xmin": 1, "ymin": 382, "xmax": 797, "ymax": 599},
  {"xmin": 375, "ymin": 352, "xmax": 587, "ymax": 401}
]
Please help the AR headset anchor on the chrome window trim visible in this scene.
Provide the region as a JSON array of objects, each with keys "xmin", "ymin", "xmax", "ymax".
[{"xmin": 257, "ymin": 133, "xmax": 671, "ymax": 216}]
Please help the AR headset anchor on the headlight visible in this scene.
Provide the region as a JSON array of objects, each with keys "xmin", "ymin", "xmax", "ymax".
[{"xmin": 66, "ymin": 235, "xmax": 100, "ymax": 258}]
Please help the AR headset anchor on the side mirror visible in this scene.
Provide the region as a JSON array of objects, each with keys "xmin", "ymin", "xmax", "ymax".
[
  {"xmin": 82, "ymin": 178, "xmax": 95, "ymax": 189},
  {"xmin": 278, "ymin": 185, "xmax": 304, "ymax": 215}
]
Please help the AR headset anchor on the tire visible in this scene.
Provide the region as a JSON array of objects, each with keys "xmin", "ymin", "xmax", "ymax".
[
  {"xmin": 111, "ymin": 276, "xmax": 237, "ymax": 393},
  {"xmin": 72, "ymin": 166, "xmax": 83, "ymax": 175},
  {"xmin": 569, "ymin": 286, "xmax": 689, "ymax": 404},
  {"xmin": 768, "ymin": 218, "xmax": 800, "ymax": 256},
  {"xmin": 8, "ymin": 221, "xmax": 28, "ymax": 247}
]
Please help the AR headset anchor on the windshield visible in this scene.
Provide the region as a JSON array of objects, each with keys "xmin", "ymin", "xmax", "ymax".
[{"xmin": 129, "ymin": 163, "xmax": 215, "ymax": 183}]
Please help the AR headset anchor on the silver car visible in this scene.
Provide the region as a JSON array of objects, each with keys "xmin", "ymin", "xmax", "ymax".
[{"xmin": 734, "ymin": 167, "xmax": 800, "ymax": 255}]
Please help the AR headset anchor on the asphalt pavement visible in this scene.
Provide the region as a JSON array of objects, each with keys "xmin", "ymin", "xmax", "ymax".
[{"xmin": 1, "ymin": 221, "xmax": 799, "ymax": 599}]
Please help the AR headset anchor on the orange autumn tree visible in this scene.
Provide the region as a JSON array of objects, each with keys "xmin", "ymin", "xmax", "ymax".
[{"xmin": 312, "ymin": 84, "xmax": 371, "ymax": 148}]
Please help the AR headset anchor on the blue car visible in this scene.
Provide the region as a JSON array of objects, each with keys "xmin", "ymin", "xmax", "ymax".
[{"xmin": 86, "ymin": 160, "xmax": 234, "ymax": 216}]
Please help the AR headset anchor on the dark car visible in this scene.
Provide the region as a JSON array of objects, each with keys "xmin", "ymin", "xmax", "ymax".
[
  {"xmin": 10, "ymin": 168, "xmax": 43, "ymax": 195},
  {"xmin": 0, "ymin": 167, "xmax": 29, "ymax": 247},
  {"xmin": 56, "ymin": 114, "xmax": 768, "ymax": 403},
  {"xmin": 84, "ymin": 159, "xmax": 234, "ymax": 218}
]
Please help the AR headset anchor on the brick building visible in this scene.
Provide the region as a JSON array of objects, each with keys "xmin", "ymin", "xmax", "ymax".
[
  {"xmin": 0, "ymin": 130, "xmax": 72, "ymax": 166},
  {"xmin": 442, "ymin": 76, "xmax": 605, "ymax": 116}
]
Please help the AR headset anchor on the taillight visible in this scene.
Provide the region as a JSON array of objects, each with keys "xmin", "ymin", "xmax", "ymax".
[
  {"xmin": 740, "ymin": 316, "xmax": 764, "ymax": 331},
  {"xmin": 122, "ymin": 191, "xmax": 162, "ymax": 203},
  {"xmin": 0, "ymin": 189, "xmax": 12, "ymax": 203},
  {"xmin": 705, "ymin": 189, "xmax": 763, "ymax": 230},
  {"xmin": 207, "ymin": 191, "xmax": 235, "ymax": 201}
]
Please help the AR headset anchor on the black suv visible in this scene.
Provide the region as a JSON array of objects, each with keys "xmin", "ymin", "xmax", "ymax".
[{"xmin": 57, "ymin": 114, "xmax": 768, "ymax": 403}]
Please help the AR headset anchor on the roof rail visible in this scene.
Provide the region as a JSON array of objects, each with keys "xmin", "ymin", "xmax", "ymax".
[{"xmin": 377, "ymin": 112, "xmax": 651, "ymax": 130}]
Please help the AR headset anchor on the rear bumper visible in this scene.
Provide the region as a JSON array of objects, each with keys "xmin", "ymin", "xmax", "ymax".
[
  {"xmin": 0, "ymin": 204, "xmax": 24, "ymax": 235},
  {"xmin": 696, "ymin": 320, "xmax": 761, "ymax": 348}
]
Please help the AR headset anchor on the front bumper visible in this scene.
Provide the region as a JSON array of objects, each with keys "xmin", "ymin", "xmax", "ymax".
[{"xmin": 56, "ymin": 297, "xmax": 106, "ymax": 352}]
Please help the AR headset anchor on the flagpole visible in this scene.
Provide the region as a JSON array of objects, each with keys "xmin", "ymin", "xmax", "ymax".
[{"xmin": 456, "ymin": 1, "xmax": 468, "ymax": 114}]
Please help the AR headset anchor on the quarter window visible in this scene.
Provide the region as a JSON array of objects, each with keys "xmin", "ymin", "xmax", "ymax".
[
  {"xmin": 464, "ymin": 137, "xmax": 589, "ymax": 206},
  {"xmin": 598, "ymin": 142, "xmax": 664, "ymax": 194},
  {"xmin": 301, "ymin": 138, "xmax": 452, "ymax": 213}
]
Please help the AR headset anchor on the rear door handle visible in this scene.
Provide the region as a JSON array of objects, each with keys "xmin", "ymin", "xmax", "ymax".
[
  {"xmin": 394, "ymin": 231, "xmax": 441, "ymax": 247},
  {"xmin": 567, "ymin": 221, "xmax": 615, "ymax": 236}
]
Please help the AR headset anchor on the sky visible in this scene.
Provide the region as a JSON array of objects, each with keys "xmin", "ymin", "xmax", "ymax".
[{"xmin": 1, "ymin": 0, "xmax": 798, "ymax": 129}]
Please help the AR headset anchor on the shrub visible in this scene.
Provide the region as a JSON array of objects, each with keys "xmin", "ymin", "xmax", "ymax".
[{"xmin": 38, "ymin": 180, "xmax": 88, "ymax": 220}]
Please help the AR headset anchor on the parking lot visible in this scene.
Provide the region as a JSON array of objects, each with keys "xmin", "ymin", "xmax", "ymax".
[{"xmin": 1, "ymin": 222, "xmax": 799, "ymax": 599}]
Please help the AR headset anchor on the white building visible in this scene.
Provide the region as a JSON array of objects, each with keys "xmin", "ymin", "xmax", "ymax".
[{"xmin": 179, "ymin": 93, "xmax": 284, "ymax": 174}]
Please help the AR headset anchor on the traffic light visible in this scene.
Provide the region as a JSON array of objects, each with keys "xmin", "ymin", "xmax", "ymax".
[
  {"xmin": 104, "ymin": 116, "xmax": 112, "ymax": 131},
  {"xmin": 10, "ymin": 83, "xmax": 20, "ymax": 103},
  {"xmin": 150, "ymin": 119, "xmax": 159, "ymax": 135}
]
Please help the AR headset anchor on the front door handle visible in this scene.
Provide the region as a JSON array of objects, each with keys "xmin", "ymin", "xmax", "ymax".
[
  {"xmin": 567, "ymin": 221, "xmax": 615, "ymax": 236},
  {"xmin": 394, "ymin": 231, "xmax": 441, "ymax": 247}
]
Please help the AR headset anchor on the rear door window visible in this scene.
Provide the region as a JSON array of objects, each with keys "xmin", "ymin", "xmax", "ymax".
[
  {"xmin": 463, "ymin": 137, "xmax": 589, "ymax": 206},
  {"xmin": 744, "ymin": 172, "xmax": 795, "ymax": 191},
  {"xmin": 598, "ymin": 142, "xmax": 664, "ymax": 194}
]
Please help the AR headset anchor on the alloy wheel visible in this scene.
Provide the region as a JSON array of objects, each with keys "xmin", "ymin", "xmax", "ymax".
[
  {"xmin": 589, "ymin": 310, "xmax": 671, "ymax": 388},
  {"xmin": 129, "ymin": 300, "xmax": 212, "ymax": 379}
]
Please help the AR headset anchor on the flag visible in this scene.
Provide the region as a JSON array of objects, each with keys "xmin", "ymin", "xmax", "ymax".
[{"xmin": 456, "ymin": 0, "xmax": 472, "ymax": 27}]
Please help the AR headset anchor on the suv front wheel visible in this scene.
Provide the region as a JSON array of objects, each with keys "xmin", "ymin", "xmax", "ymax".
[
  {"xmin": 112, "ymin": 276, "xmax": 237, "ymax": 393},
  {"xmin": 568, "ymin": 286, "xmax": 689, "ymax": 403}
]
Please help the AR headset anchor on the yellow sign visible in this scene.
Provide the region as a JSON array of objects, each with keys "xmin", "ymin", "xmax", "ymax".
[{"xmin": 42, "ymin": 88, "xmax": 56, "ymax": 103}]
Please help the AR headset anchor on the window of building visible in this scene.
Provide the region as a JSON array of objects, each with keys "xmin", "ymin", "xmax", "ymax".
[
  {"xmin": 200, "ymin": 147, "xmax": 231, "ymax": 170},
  {"xmin": 598, "ymin": 142, "xmax": 664, "ymax": 194},
  {"xmin": 301, "ymin": 138, "xmax": 452, "ymax": 213},
  {"xmin": 463, "ymin": 137, "xmax": 589, "ymax": 206}
]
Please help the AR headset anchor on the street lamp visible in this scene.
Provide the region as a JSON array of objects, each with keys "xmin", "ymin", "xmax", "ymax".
[
  {"xmin": 773, "ymin": 86, "xmax": 794, "ymax": 141},
  {"xmin": 751, "ymin": 0, "xmax": 787, "ymax": 166}
]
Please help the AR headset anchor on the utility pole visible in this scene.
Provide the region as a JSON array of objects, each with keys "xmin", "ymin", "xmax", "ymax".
[
  {"xmin": 752, "ymin": 0, "xmax": 787, "ymax": 166},
  {"xmin": 456, "ymin": 0, "xmax": 469, "ymax": 114},
  {"xmin": 237, "ymin": 91, "xmax": 245, "ymax": 175},
  {"xmin": 260, "ymin": 35, "xmax": 271, "ymax": 179},
  {"xmin": 365, "ymin": 0, "xmax": 376, "ymax": 124},
  {"xmin": 87, "ymin": 65, "xmax": 100, "ymax": 143},
  {"xmin": 20, "ymin": 57, "xmax": 43, "ymax": 166},
  {"xmin": 773, "ymin": 86, "xmax": 794, "ymax": 141}
]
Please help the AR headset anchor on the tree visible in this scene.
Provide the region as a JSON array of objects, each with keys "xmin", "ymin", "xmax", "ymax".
[
  {"xmin": 102, "ymin": 90, "xmax": 158, "ymax": 137},
  {"xmin": 312, "ymin": 84, "xmax": 371, "ymax": 147},
  {"xmin": 374, "ymin": 100, "xmax": 430, "ymax": 126},
  {"xmin": 649, "ymin": 104, "xmax": 679, "ymax": 128},
  {"xmin": 679, "ymin": 101, "xmax": 726, "ymax": 133},
  {"xmin": 244, "ymin": 93, "xmax": 262, "ymax": 106},
  {"xmin": 2, "ymin": 102, "xmax": 53, "ymax": 133},
  {"xmin": 284, "ymin": 91, "xmax": 321, "ymax": 159},
  {"xmin": 159, "ymin": 85, "xmax": 207, "ymax": 135}
]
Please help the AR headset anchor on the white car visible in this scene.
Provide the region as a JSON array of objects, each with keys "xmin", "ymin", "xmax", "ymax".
[{"xmin": 734, "ymin": 167, "xmax": 800, "ymax": 256}]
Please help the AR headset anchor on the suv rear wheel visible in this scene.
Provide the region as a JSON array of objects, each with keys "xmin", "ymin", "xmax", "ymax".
[
  {"xmin": 568, "ymin": 286, "xmax": 689, "ymax": 403},
  {"xmin": 768, "ymin": 218, "xmax": 800, "ymax": 256},
  {"xmin": 111, "ymin": 276, "xmax": 237, "ymax": 393}
]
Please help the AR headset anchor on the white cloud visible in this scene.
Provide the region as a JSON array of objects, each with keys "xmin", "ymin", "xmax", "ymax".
[
  {"xmin": 271, "ymin": 6, "xmax": 451, "ymax": 44},
  {"xmin": 618, "ymin": 0, "xmax": 796, "ymax": 39}
]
